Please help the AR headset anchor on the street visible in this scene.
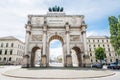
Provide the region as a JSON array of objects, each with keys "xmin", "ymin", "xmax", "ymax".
[{"xmin": 0, "ymin": 65, "xmax": 120, "ymax": 80}]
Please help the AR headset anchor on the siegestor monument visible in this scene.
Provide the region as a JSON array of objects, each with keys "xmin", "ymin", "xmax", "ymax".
[{"xmin": 22, "ymin": 6, "xmax": 88, "ymax": 68}]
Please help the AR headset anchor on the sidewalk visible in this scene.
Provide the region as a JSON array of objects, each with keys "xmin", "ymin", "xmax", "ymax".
[{"xmin": 2, "ymin": 67, "xmax": 115, "ymax": 79}]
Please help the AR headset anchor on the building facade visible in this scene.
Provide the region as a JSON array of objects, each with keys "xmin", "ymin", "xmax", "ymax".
[
  {"xmin": 0, "ymin": 36, "xmax": 24, "ymax": 65},
  {"xmin": 86, "ymin": 36, "xmax": 118, "ymax": 66},
  {"xmin": 22, "ymin": 6, "xmax": 88, "ymax": 68}
]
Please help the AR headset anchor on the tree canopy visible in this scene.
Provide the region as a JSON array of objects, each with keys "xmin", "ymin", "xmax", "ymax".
[
  {"xmin": 108, "ymin": 16, "xmax": 120, "ymax": 56},
  {"xmin": 95, "ymin": 47, "xmax": 106, "ymax": 62}
]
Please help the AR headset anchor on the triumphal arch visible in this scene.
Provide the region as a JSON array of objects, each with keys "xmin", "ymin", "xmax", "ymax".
[{"xmin": 22, "ymin": 6, "xmax": 87, "ymax": 68}]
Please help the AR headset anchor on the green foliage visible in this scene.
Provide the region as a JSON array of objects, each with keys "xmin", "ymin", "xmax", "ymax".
[
  {"xmin": 95, "ymin": 47, "xmax": 106, "ymax": 61},
  {"xmin": 108, "ymin": 15, "xmax": 120, "ymax": 55}
]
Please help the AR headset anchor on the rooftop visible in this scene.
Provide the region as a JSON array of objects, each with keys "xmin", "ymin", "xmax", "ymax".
[
  {"xmin": 0, "ymin": 36, "xmax": 24, "ymax": 44},
  {"xmin": 87, "ymin": 36, "xmax": 109, "ymax": 39}
]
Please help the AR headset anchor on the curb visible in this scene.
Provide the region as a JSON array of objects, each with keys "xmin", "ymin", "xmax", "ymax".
[{"xmin": 2, "ymin": 72, "xmax": 116, "ymax": 79}]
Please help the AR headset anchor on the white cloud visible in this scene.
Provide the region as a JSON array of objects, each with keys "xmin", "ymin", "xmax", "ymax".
[
  {"xmin": 0, "ymin": 0, "xmax": 119, "ymax": 42},
  {"xmin": 87, "ymin": 30, "xmax": 110, "ymax": 37},
  {"xmin": 66, "ymin": 0, "xmax": 120, "ymax": 23},
  {"xmin": 50, "ymin": 47, "xmax": 63, "ymax": 60}
]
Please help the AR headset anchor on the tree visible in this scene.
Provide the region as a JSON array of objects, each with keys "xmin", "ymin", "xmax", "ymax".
[
  {"xmin": 108, "ymin": 16, "xmax": 120, "ymax": 56},
  {"xmin": 95, "ymin": 47, "xmax": 106, "ymax": 64}
]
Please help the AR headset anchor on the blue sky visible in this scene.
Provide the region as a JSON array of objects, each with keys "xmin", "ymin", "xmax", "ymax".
[{"xmin": 0, "ymin": 0, "xmax": 120, "ymax": 41}]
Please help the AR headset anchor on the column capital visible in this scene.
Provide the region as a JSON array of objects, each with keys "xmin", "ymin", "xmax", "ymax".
[
  {"xmin": 26, "ymin": 30, "xmax": 31, "ymax": 34},
  {"xmin": 82, "ymin": 31, "xmax": 86, "ymax": 33}
]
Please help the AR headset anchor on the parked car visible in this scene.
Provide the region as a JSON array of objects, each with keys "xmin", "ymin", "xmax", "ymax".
[
  {"xmin": 91, "ymin": 64, "xmax": 103, "ymax": 68},
  {"xmin": 107, "ymin": 63, "xmax": 120, "ymax": 69}
]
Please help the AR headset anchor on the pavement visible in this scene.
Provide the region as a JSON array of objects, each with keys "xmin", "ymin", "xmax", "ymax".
[{"xmin": 2, "ymin": 67, "xmax": 115, "ymax": 79}]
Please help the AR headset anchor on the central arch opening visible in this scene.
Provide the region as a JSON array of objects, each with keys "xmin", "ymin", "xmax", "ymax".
[{"xmin": 48, "ymin": 35, "xmax": 64, "ymax": 67}]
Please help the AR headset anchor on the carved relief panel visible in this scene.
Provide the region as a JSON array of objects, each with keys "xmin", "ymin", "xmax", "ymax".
[
  {"xmin": 31, "ymin": 35, "xmax": 42, "ymax": 41},
  {"xmin": 70, "ymin": 35, "xmax": 80, "ymax": 41}
]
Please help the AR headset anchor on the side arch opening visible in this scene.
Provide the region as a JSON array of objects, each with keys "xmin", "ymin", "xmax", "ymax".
[
  {"xmin": 31, "ymin": 46, "xmax": 41, "ymax": 67},
  {"xmin": 71, "ymin": 47, "xmax": 82, "ymax": 67}
]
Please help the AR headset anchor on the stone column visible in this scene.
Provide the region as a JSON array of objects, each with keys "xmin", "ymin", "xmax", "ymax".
[
  {"xmin": 81, "ymin": 25, "xmax": 87, "ymax": 67},
  {"xmin": 63, "ymin": 44, "xmax": 66, "ymax": 67},
  {"xmin": 43, "ymin": 30, "xmax": 47, "ymax": 55},
  {"xmin": 25, "ymin": 25, "xmax": 31, "ymax": 54},
  {"xmin": 65, "ymin": 23, "xmax": 72, "ymax": 67},
  {"xmin": 22, "ymin": 24, "xmax": 31, "ymax": 68},
  {"xmin": 83, "ymin": 31, "xmax": 87, "ymax": 55},
  {"xmin": 41, "ymin": 22, "xmax": 47, "ymax": 67},
  {"xmin": 66, "ymin": 23, "xmax": 70, "ymax": 55}
]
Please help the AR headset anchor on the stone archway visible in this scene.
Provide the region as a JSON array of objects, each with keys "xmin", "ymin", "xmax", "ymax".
[
  {"xmin": 71, "ymin": 47, "xmax": 82, "ymax": 67},
  {"xmin": 31, "ymin": 47, "xmax": 41, "ymax": 67},
  {"xmin": 47, "ymin": 35, "xmax": 65, "ymax": 67},
  {"xmin": 23, "ymin": 7, "xmax": 88, "ymax": 68}
]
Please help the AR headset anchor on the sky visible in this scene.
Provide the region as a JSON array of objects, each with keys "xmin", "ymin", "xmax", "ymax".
[
  {"xmin": 0, "ymin": 0, "xmax": 120, "ymax": 41},
  {"xmin": 50, "ymin": 40, "xmax": 63, "ymax": 60},
  {"xmin": 0, "ymin": 0, "xmax": 120, "ymax": 58}
]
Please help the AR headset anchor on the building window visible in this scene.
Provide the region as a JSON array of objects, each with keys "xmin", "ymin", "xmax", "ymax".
[
  {"xmin": 102, "ymin": 40, "xmax": 104, "ymax": 42},
  {"xmin": 10, "ymin": 50, "xmax": 12, "ymax": 55},
  {"xmin": 103, "ymin": 44, "xmax": 104, "ymax": 47},
  {"xmin": 115, "ymin": 53, "xmax": 117, "ymax": 56},
  {"xmin": 3, "ymin": 57, "xmax": 6, "ymax": 61},
  {"xmin": 89, "ymin": 45, "xmax": 91, "ymax": 47},
  {"xmin": 108, "ymin": 48, "xmax": 110, "ymax": 51},
  {"xmin": 16, "ymin": 58, "xmax": 18, "ymax": 61},
  {"xmin": 93, "ymin": 40, "xmax": 94, "ymax": 42},
  {"xmin": 5, "ymin": 50, "xmax": 7, "ymax": 55},
  {"xmin": 89, "ymin": 40, "xmax": 90, "ymax": 42},
  {"xmin": 98, "ymin": 44, "xmax": 100, "ymax": 47},
  {"xmin": 11, "ymin": 43, "xmax": 14, "ymax": 47},
  {"xmin": 94, "ymin": 45, "xmax": 95, "ymax": 47},
  {"xmin": 6, "ymin": 43, "xmax": 8, "ymax": 47},
  {"xmin": 90, "ymin": 53, "xmax": 92, "ymax": 56},
  {"xmin": 91, "ymin": 59, "xmax": 93, "ymax": 62},
  {"xmin": 98, "ymin": 40, "xmax": 99, "ymax": 42},
  {"xmin": 96, "ymin": 60, "xmax": 98, "ymax": 62},
  {"xmin": 110, "ymin": 59, "xmax": 112, "ymax": 62},
  {"xmin": 0, "ymin": 50, "xmax": 2, "ymax": 55},
  {"xmin": 89, "ymin": 48, "xmax": 91, "ymax": 51},
  {"xmin": 107, "ymin": 45, "xmax": 109, "ymax": 47},
  {"xmin": 9, "ymin": 57, "xmax": 11, "ymax": 61},
  {"xmin": 109, "ymin": 53, "xmax": 111, "ymax": 56},
  {"xmin": 107, "ymin": 40, "xmax": 108, "ymax": 42},
  {"xmin": 17, "ymin": 50, "xmax": 19, "ymax": 55},
  {"xmin": 0, "ymin": 57, "xmax": 1, "ymax": 61},
  {"xmin": 1, "ymin": 43, "xmax": 3, "ymax": 47},
  {"xmin": 105, "ymin": 60, "xmax": 107, "ymax": 63}
]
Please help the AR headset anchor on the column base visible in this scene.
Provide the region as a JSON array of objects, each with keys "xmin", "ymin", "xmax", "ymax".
[
  {"xmin": 66, "ymin": 55, "xmax": 72, "ymax": 67},
  {"xmin": 22, "ymin": 55, "xmax": 30, "ymax": 68},
  {"xmin": 40, "ymin": 55, "xmax": 47, "ymax": 67}
]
